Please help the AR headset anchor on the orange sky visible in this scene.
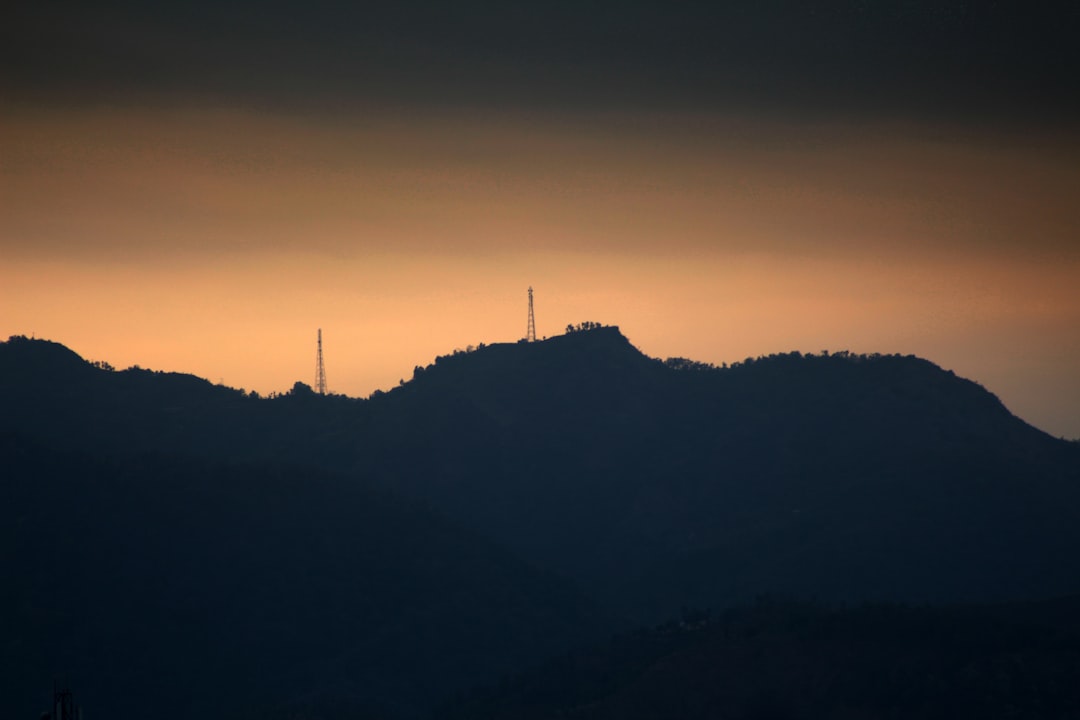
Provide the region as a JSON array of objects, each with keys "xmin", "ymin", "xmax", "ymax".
[{"xmin": 3, "ymin": 105, "xmax": 1079, "ymax": 438}]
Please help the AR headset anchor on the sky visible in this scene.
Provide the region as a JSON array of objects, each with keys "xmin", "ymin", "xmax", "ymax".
[{"xmin": 2, "ymin": 1, "xmax": 1079, "ymax": 438}]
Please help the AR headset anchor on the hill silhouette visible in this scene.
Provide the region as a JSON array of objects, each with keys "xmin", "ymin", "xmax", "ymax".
[
  {"xmin": 2, "ymin": 329, "xmax": 1079, "ymax": 619},
  {"xmin": 3, "ymin": 329, "xmax": 1080, "ymax": 717},
  {"xmin": 362, "ymin": 328, "xmax": 1080, "ymax": 617}
]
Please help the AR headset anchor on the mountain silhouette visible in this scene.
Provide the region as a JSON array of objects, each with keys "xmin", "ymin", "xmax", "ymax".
[
  {"xmin": 355, "ymin": 327, "xmax": 1080, "ymax": 616},
  {"xmin": 3, "ymin": 329, "xmax": 1080, "ymax": 617},
  {"xmin": 3, "ymin": 329, "xmax": 1080, "ymax": 717}
]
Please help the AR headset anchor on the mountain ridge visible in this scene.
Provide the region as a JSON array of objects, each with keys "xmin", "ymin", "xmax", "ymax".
[
  {"xmin": 0, "ymin": 328, "xmax": 1058, "ymax": 443},
  {"xmin": 4, "ymin": 328, "xmax": 1080, "ymax": 717},
  {"xmin": 3, "ymin": 328, "xmax": 1077, "ymax": 617}
]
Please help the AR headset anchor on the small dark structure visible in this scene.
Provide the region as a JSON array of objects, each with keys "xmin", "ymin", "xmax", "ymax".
[{"xmin": 41, "ymin": 687, "xmax": 81, "ymax": 720}]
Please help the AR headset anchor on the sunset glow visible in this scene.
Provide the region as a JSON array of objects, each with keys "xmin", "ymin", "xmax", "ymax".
[{"xmin": 4, "ymin": 105, "xmax": 1078, "ymax": 436}]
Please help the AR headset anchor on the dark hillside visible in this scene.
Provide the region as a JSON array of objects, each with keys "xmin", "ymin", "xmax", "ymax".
[
  {"xmin": 0, "ymin": 432, "xmax": 612, "ymax": 720},
  {"xmin": 363, "ymin": 330, "xmax": 1080, "ymax": 617},
  {"xmin": 0, "ymin": 335, "xmax": 276, "ymax": 460},
  {"xmin": 2, "ymin": 330, "xmax": 1080, "ymax": 620},
  {"xmin": 437, "ymin": 597, "xmax": 1080, "ymax": 720}
]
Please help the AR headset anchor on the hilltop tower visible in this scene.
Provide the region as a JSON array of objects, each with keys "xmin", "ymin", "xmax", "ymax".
[
  {"xmin": 44, "ymin": 686, "xmax": 81, "ymax": 720},
  {"xmin": 526, "ymin": 287, "xmax": 536, "ymax": 342},
  {"xmin": 315, "ymin": 328, "xmax": 327, "ymax": 395}
]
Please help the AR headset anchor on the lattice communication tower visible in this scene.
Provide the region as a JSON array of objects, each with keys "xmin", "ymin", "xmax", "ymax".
[
  {"xmin": 526, "ymin": 287, "xmax": 536, "ymax": 342},
  {"xmin": 315, "ymin": 328, "xmax": 328, "ymax": 395}
]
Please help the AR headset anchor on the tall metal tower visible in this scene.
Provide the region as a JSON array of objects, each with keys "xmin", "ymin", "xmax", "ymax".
[
  {"xmin": 315, "ymin": 328, "xmax": 328, "ymax": 395},
  {"xmin": 526, "ymin": 286, "xmax": 536, "ymax": 342}
]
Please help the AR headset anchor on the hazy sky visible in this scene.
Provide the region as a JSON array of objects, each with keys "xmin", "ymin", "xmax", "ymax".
[{"xmin": 3, "ymin": 1, "xmax": 1079, "ymax": 437}]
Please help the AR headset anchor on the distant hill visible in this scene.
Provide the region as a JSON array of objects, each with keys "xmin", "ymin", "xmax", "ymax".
[
  {"xmin": 436, "ymin": 596, "xmax": 1080, "ymax": 720},
  {"xmin": 0, "ymin": 432, "xmax": 611, "ymax": 720},
  {"xmin": 3, "ymin": 328, "xmax": 1080, "ymax": 620},
  {"xmin": 358, "ymin": 327, "xmax": 1080, "ymax": 617}
]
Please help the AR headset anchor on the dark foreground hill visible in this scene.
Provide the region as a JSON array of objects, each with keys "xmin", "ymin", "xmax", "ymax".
[
  {"xmin": 384, "ymin": 330, "xmax": 1080, "ymax": 617},
  {"xmin": 372, "ymin": 328, "xmax": 1080, "ymax": 617},
  {"xmin": 0, "ymin": 433, "xmax": 612, "ymax": 720},
  {"xmin": 437, "ymin": 597, "xmax": 1080, "ymax": 720},
  {"xmin": 2, "ymin": 329, "xmax": 1080, "ymax": 622}
]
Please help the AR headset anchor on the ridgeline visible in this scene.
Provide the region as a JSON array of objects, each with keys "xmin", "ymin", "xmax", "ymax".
[{"xmin": 2, "ymin": 328, "xmax": 1079, "ymax": 718}]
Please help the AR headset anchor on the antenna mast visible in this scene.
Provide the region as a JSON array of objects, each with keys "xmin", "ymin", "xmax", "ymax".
[
  {"xmin": 315, "ymin": 328, "xmax": 327, "ymax": 395},
  {"xmin": 526, "ymin": 287, "xmax": 536, "ymax": 342}
]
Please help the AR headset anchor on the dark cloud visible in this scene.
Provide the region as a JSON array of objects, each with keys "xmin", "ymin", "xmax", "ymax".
[{"xmin": 4, "ymin": 0, "xmax": 1078, "ymax": 119}]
